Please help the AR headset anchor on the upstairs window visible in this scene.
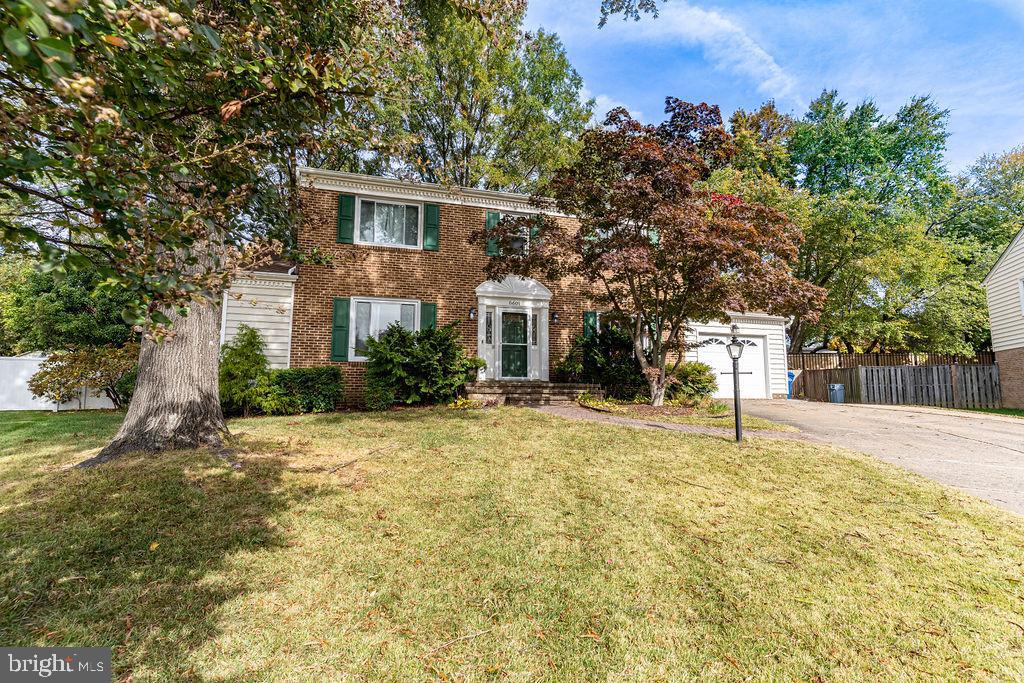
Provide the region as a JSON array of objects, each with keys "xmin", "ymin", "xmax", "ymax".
[{"xmin": 358, "ymin": 199, "xmax": 420, "ymax": 248}]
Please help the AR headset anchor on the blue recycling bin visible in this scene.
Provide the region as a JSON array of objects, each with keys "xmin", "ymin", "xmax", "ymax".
[
  {"xmin": 787, "ymin": 370, "xmax": 795, "ymax": 399},
  {"xmin": 828, "ymin": 383, "xmax": 845, "ymax": 403}
]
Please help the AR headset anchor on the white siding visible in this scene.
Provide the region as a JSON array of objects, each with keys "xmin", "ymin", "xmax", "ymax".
[
  {"xmin": 685, "ymin": 314, "xmax": 789, "ymax": 398},
  {"xmin": 221, "ymin": 272, "xmax": 296, "ymax": 369},
  {"xmin": 985, "ymin": 231, "xmax": 1024, "ymax": 352}
]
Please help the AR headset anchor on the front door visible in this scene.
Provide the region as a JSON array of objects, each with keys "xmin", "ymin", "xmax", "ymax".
[{"xmin": 500, "ymin": 311, "xmax": 528, "ymax": 378}]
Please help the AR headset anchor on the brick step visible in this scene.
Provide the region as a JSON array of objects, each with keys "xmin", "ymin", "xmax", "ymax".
[{"xmin": 465, "ymin": 382, "xmax": 603, "ymax": 406}]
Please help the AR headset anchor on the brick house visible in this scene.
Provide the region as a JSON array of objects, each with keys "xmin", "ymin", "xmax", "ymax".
[
  {"xmin": 984, "ymin": 227, "xmax": 1024, "ymax": 408},
  {"xmin": 220, "ymin": 169, "xmax": 792, "ymax": 405}
]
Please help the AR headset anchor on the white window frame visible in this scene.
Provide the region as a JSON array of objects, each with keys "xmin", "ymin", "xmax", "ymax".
[
  {"xmin": 1019, "ymin": 278, "xmax": 1024, "ymax": 315},
  {"xmin": 354, "ymin": 196, "xmax": 424, "ymax": 250},
  {"xmin": 495, "ymin": 211, "xmax": 532, "ymax": 255},
  {"xmin": 349, "ymin": 296, "xmax": 421, "ymax": 362}
]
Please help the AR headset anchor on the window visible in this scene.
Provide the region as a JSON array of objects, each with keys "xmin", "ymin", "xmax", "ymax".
[
  {"xmin": 531, "ymin": 313, "xmax": 538, "ymax": 347},
  {"xmin": 485, "ymin": 311, "xmax": 493, "ymax": 345},
  {"xmin": 486, "ymin": 211, "xmax": 533, "ymax": 256},
  {"xmin": 1019, "ymin": 279, "xmax": 1024, "ymax": 315},
  {"xmin": 357, "ymin": 199, "xmax": 420, "ymax": 248},
  {"xmin": 352, "ymin": 298, "xmax": 418, "ymax": 359}
]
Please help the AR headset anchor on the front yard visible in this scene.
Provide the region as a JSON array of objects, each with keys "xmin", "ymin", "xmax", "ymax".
[{"xmin": 2, "ymin": 408, "xmax": 1024, "ymax": 680}]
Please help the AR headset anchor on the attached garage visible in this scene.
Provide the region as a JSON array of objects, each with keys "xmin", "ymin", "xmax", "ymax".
[{"xmin": 687, "ymin": 314, "xmax": 790, "ymax": 400}]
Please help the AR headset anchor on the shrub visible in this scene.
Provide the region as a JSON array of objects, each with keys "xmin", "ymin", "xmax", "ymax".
[
  {"xmin": 667, "ymin": 361, "xmax": 718, "ymax": 401},
  {"xmin": 554, "ymin": 325, "xmax": 648, "ymax": 400},
  {"xmin": 219, "ymin": 325, "xmax": 299, "ymax": 416},
  {"xmin": 364, "ymin": 322, "xmax": 484, "ymax": 408},
  {"xmin": 28, "ymin": 344, "xmax": 138, "ymax": 409},
  {"xmin": 363, "ymin": 372, "xmax": 396, "ymax": 411},
  {"xmin": 271, "ymin": 367, "xmax": 343, "ymax": 413}
]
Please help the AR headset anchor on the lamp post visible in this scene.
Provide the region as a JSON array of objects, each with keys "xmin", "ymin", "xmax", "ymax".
[{"xmin": 725, "ymin": 324, "xmax": 745, "ymax": 443}]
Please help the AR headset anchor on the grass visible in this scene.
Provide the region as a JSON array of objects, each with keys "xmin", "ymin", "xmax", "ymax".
[
  {"xmin": 641, "ymin": 409, "xmax": 797, "ymax": 432},
  {"xmin": 965, "ymin": 407, "xmax": 1024, "ymax": 419},
  {"xmin": 2, "ymin": 408, "xmax": 1024, "ymax": 680},
  {"xmin": 577, "ymin": 395, "xmax": 797, "ymax": 432}
]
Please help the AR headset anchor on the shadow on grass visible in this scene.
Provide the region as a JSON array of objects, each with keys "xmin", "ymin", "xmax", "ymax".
[{"xmin": 0, "ymin": 447, "xmax": 303, "ymax": 681}]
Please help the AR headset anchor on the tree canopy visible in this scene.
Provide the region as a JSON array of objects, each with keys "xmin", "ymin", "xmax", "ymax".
[
  {"xmin": 362, "ymin": 10, "xmax": 592, "ymax": 192},
  {"xmin": 0, "ymin": 0, "xmax": 424, "ymax": 334},
  {"xmin": 0, "ymin": 257, "xmax": 135, "ymax": 354},
  {"xmin": 480, "ymin": 99, "xmax": 824, "ymax": 404}
]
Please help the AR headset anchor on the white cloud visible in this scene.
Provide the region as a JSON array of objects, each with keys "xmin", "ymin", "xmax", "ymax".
[
  {"xmin": 618, "ymin": 2, "xmax": 801, "ymax": 105},
  {"xmin": 580, "ymin": 86, "xmax": 644, "ymax": 122}
]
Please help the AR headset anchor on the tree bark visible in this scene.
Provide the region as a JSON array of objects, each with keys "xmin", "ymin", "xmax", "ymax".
[
  {"xmin": 649, "ymin": 378, "xmax": 668, "ymax": 406},
  {"xmin": 82, "ymin": 299, "xmax": 227, "ymax": 465}
]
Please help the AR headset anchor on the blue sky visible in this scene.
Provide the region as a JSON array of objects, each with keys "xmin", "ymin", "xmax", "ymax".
[{"xmin": 525, "ymin": 0, "xmax": 1024, "ymax": 172}]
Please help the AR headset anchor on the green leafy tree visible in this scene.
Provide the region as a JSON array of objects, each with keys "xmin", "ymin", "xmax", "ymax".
[
  {"xmin": 0, "ymin": 0, "xmax": 492, "ymax": 461},
  {"xmin": 2, "ymin": 261, "xmax": 134, "ymax": 353},
  {"xmin": 28, "ymin": 344, "xmax": 139, "ymax": 409},
  {"xmin": 733, "ymin": 91, "xmax": 952, "ymax": 352},
  {"xmin": 482, "ymin": 101, "xmax": 823, "ymax": 405},
  {"xmin": 374, "ymin": 12, "xmax": 592, "ymax": 191},
  {"xmin": 729, "ymin": 101, "xmax": 795, "ymax": 184}
]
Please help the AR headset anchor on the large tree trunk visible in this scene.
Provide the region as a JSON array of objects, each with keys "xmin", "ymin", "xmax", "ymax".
[{"xmin": 83, "ymin": 300, "xmax": 226, "ymax": 465}]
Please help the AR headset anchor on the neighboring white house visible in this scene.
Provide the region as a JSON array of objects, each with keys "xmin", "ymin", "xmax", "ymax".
[{"xmin": 983, "ymin": 227, "xmax": 1024, "ymax": 408}]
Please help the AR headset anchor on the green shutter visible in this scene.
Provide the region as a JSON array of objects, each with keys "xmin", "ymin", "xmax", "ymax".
[
  {"xmin": 529, "ymin": 217, "xmax": 541, "ymax": 251},
  {"xmin": 485, "ymin": 211, "xmax": 500, "ymax": 256},
  {"xmin": 331, "ymin": 298, "xmax": 350, "ymax": 361},
  {"xmin": 583, "ymin": 310, "xmax": 598, "ymax": 339},
  {"xmin": 420, "ymin": 302, "xmax": 437, "ymax": 330},
  {"xmin": 423, "ymin": 204, "xmax": 440, "ymax": 251},
  {"xmin": 336, "ymin": 194, "xmax": 355, "ymax": 244}
]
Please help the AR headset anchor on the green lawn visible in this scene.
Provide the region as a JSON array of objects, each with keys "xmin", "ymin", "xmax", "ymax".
[
  {"xmin": 967, "ymin": 407, "xmax": 1024, "ymax": 419},
  {"xmin": 2, "ymin": 408, "xmax": 1024, "ymax": 680}
]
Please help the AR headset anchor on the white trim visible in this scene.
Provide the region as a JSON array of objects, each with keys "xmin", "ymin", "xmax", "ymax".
[
  {"xmin": 354, "ymin": 195, "xmax": 424, "ymax": 250},
  {"xmin": 1018, "ymin": 278, "xmax": 1024, "ymax": 316},
  {"xmin": 476, "ymin": 276, "xmax": 550, "ymax": 381},
  {"xmin": 219, "ymin": 290, "xmax": 228, "ymax": 346},
  {"xmin": 348, "ymin": 296, "xmax": 420, "ymax": 362},
  {"xmin": 984, "ymin": 226, "xmax": 1024, "ymax": 286},
  {"xmin": 299, "ymin": 167, "xmax": 563, "ymax": 216},
  {"xmin": 237, "ymin": 270, "xmax": 298, "ymax": 284},
  {"xmin": 284, "ymin": 285, "xmax": 295, "ymax": 370}
]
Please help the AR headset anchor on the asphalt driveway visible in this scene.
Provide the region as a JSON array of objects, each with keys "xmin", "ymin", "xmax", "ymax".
[{"xmin": 744, "ymin": 400, "xmax": 1024, "ymax": 515}]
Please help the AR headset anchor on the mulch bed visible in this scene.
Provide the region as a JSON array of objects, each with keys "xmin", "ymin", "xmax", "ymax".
[{"xmin": 614, "ymin": 403, "xmax": 720, "ymax": 419}]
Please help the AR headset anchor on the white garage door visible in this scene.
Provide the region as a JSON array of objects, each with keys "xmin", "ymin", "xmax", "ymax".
[{"xmin": 696, "ymin": 335, "xmax": 768, "ymax": 399}]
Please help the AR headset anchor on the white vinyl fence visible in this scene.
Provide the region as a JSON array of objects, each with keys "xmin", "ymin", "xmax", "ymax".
[{"xmin": 0, "ymin": 356, "xmax": 116, "ymax": 412}]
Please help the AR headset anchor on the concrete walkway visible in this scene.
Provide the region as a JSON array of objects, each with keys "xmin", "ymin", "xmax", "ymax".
[
  {"xmin": 744, "ymin": 400, "xmax": 1024, "ymax": 515},
  {"xmin": 532, "ymin": 404, "xmax": 809, "ymax": 442}
]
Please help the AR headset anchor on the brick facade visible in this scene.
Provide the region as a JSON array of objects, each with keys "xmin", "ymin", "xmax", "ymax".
[
  {"xmin": 996, "ymin": 346, "xmax": 1024, "ymax": 408},
  {"xmin": 290, "ymin": 184, "xmax": 597, "ymax": 405}
]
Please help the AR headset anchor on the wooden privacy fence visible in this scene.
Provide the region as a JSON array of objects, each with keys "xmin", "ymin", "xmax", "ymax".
[
  {"xmin": 788, "ymin": 352, "xmax": 995, "ymax": 371},
  {"xmin": 799, "ymin": 364, "xmax": 1001, "ymax": 410}
]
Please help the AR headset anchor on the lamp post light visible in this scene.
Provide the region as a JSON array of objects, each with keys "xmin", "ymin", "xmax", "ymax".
[{"xmin": 725, "ymin": 323, "xmax": 745, "ymax": 443}]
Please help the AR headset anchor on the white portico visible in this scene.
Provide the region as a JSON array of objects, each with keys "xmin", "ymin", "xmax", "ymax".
[{"xmin": 475, "ymin": 276, "xmax": 551, "ymax": 381}]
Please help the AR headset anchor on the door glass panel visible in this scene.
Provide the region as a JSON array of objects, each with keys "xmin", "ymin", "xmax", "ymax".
[{"xmin": 501, "ymin": 312, "xmax": 528, "ymax": 378}]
